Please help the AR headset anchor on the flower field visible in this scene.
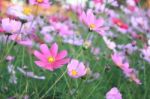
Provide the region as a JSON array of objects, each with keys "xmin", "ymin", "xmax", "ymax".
[{"xmin": 0, "ymin": 0, "xmax": 150, "ymax": 99}]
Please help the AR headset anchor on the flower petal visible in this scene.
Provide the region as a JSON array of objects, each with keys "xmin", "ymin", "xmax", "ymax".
[
  {"xmin": 56, "ymin": 50, "xmax": 68, "ymax": 60},
  {"xmin": 40, "ymin": 44, "xmax": 51, "ymax": 57},
  {"xmin": 87, "ymin": 9, "xmax": 95, "ymax": 25},
  {"xmin": 34, "ymin": 50, "xmax": 46, "ymax": 62},
  {"xmin": 35, "ymin": 61, "xmax": 46, "ymax": 67},
  {"xmin": 67, "ymin": 59, "xmax": 79, "ymax": 71},
  {"xmin": 50, "ymin": 43, "xmax": 58, "ymax": 57},
  {"xmin": 53, "ymin": 58, "xmax": 70, "ymax": 69}
]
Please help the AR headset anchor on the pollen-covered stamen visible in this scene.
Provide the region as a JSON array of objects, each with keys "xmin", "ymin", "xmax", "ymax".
[
  {"xmin": 23, "ymin": 7, "xmax": 32, "ymax": 15},
  {"xmin": 48, "ymin": 56, "xmax": 55, "ymax": 63},
  {"xmin": 71, "ymin": 70, "xmax": 78, "ymax": 76},
  {"xmin": 89, "ymin": 24, "xmax": 96, "ymax": 30},
  {"xmin": 117, "ymin": 21, "xmax": 123, "ymax": 27},
  {"xmin": 36, "ymin": 0, "xmax": 44, "ymax": 3}
]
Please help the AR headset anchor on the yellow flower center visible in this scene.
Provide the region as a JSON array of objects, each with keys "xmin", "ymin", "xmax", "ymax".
[
  {"xmin": 89, "ymin": 24, "xmax": 96, "ymax": 30},
  {"xmin": 48, "ymin": 56, "xmax": 55, "ymax": 63},
  {"xmin": 117, "ymin": 22, "xmax": 123, "ymax": 27},
  {"xmin": 36, "ymin": 0, "xmax": 44, "ymax": 3},
  {"xmin": 71, "ymin": 70, "xmax": 77, "ymax": 76},
  {"xmin": 23, "ymin": 7, "xmax": 32, "ymax": 15}
]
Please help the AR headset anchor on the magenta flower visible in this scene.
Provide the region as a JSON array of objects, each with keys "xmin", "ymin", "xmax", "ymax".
[
  {"xmin": 67, "ymin": 59, "xmax": 86, "ymax": 78},
  {"xmin": 106, "ymin": 87, "xmax": 122, "ymax": 99},
  {"xmin": 112, "ymin": 18, "xmax": 128, "ymax": 30},
  {"xmin": 34, "ymin": 43, "xmax": 70, "ymax": 71},
  {"xmin": 79, "ymin": 9, "xmax": 107, "ymax": 36},
  {"xmin": 29, "ymin": 0, "xmax": 50, "ymax": 8}
]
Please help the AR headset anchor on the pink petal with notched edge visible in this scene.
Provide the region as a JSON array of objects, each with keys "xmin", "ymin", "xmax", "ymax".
[
  {"xmin": 53, "ymin": 58, "xmax": 70, "ymax": 69},
  {"xmin": 40, "ymin": 44, "xmax": 51, "ymax": 57},
  {"xmin": 35, "ymin": 61, "xmax": 47, "ymax": 67},
  {"xmin": 106, "ymin": 87, "xmax": 122, "ymax": 99},
  {"xmin": 67, "ymin": 59, "xmax": 87, "ymax": 78},
  {"xmin": 78, "ymin": 62, "xmax": 86, "ymax": 76},
  {"xmin": 56, "ymin": 50, "xmax": 68, "ymax": 60},
  {"xmin": 35, "ymin": 61, "xmax": 54, "ymax": 71},
  {"xmin": 95, "ymin": 18, "xmax": 104, "ymax": 28},
  {"xmin": 44, "ymin": 64, "xmax": 54, "ymax": 71},
  {"xmin": 67, "ymin": 59, "xmax": 79, "ymax": 71},
  {"xmin": 34, "ymin": 51, "xmax": 47, "ymax": 62},
  {"xmin": 87, "ymin": 9, "xmax": 95, "ymax": 25},
  {"xmin": 50, "ymin": 43, "xmax": 58, "ymax": 57},
  {"xmin": 79, "ymin": 11, "xmax": 86, "ymax": 22}
]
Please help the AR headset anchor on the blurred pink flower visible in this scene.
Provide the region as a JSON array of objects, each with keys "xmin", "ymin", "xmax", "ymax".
[
  {"xmin": 79, "ymin": 9, "xmax": 107, "ymax": 36},
  {"xmin": 1, "ymin": 18, "xmax": 22, "ymax": 34},
  {"xmin": 67, "ymin": 59, "xmax": 86, "ymax": 78},
  {"xmin": 112, "ymin": 18, "xmax": 128, "ymax": 30},
  {"xmin": 111, "ymin": 53, "xmax": 126, "ymax": 69},
  {"xmin": 123, "ymin": 66, "xmax": 141, "ymax": 85},
  {"xmin": 34, "ymin": 43, "xmax": 70, "ymax": 71},
  {"xmin": 106, "ymin": 87, "xmax": 122, "ymax": 99},
  {"xmin": 29, "ymin": 0, "xmax": 50, "ymax": 8},
  {"xmin": 111, "ymin": 53, "xmax": 141, "ymax": 85},
  {"xmin": 10, "ymin": 34, "xmax": 33, "ymax": 47},
  {"xmin": 51, "ymin": 22, "xmax": 74, "ymax": 37},
  {"xmin": 6, "ymin": 55, "xmax": 15, "ymax": 62}
]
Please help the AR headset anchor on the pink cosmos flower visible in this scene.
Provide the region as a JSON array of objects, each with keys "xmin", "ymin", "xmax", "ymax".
[
  {"xmin": 29, "ymin": 0, "xmax": 50, "ymax": 8},
  {"xmin": 111, "ymin": 53, "xmax": 141, "ymax": 85},
  {"xmin": 34, "ymin": 43, "xmax": 70, "ymax": 71},
  {"xmin": 79, "ymin": 9, "xmax": 107, "ymax": 36},
  {"xmin": 1, "ymin": 18, "xmax": 22, "ymax": 34},
  {"xmin": 67, "ymin": 59, "xmax": 86, "ymax": 78},
  {"xmin": 51, "ymin": 22, "xmax": 74, "ymax": 37},
  {"xmin": 106, "ymin": 87, "xmax": 122, "ymax": 99},
  {"xmin": 112, "ymin": 18, "xmax": 128, "ymax": 30},
  {"xmin": 111, "ymin": 53, "xmax": 126, "ymax": 69}
]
